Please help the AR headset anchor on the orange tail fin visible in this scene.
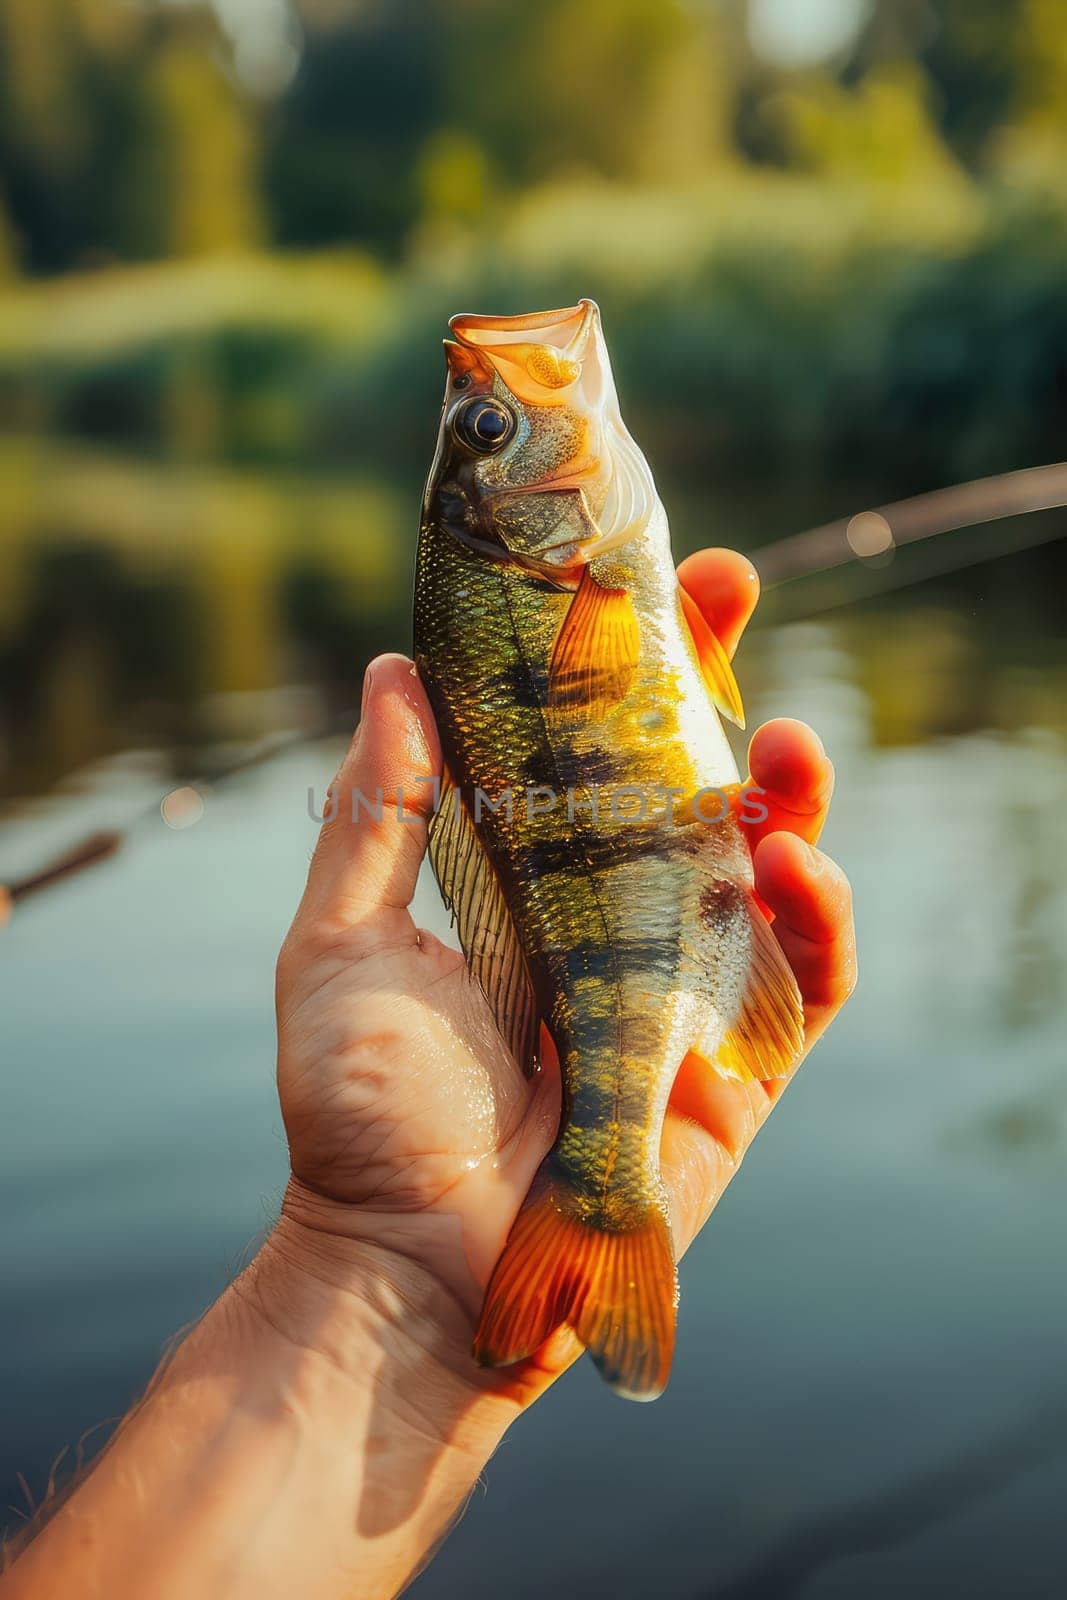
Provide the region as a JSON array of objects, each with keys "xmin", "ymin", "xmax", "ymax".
[{"xmin": 472, "ymin": 1173, "xmax": 678, "ymax": 1401}]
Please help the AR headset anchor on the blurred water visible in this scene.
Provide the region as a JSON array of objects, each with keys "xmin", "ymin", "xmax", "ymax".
[{"xmin": 2, "ymin": 593, "xmax": 1067, "ymax": 1597}]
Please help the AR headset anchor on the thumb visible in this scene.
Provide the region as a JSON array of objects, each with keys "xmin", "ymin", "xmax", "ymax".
[{"xmin": 301, "ymin": 654, "xmax": 442, "ymax": 933}]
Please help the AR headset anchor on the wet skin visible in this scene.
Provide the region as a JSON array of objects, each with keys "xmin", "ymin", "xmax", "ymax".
[
  {"xmin": 0, "ymin": 552, "xmax": 855, "ymax": 1600},
  {"xmin": 275, "ymin": 545, "xmax": 856, "ymax": 1404}
]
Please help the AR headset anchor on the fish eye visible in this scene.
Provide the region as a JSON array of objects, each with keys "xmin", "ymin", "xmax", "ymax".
[
  {"xmin": 453, "ymin": 397, "xmax": 516, "ymax": 454},
  {"xmin": 452, "ymin": 372, "xmax": 472, "ymax": 390}
]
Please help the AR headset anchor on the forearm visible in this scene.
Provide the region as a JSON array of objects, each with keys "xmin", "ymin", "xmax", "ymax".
[{"xmin": 1, "ymin": 1208, "xmax": 518, "ymax": 1600}]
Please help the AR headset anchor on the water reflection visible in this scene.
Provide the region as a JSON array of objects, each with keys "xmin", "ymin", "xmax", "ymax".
[
  {"xmin": 3, "ymin": 437, "xmax": 1066, "ymax": 804},
  {"xmin": 1, "ymin": 438, "xmax": 1066, "ymax": 1595},
  {"xmin": 0, "ymin": 438, "xmax": 411, "ymax": 798}
]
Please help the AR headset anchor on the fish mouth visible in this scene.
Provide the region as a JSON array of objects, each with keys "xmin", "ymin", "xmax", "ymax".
[
  {"xmin": 449, "ymin": 300, "xmax": 598, "ymax": 351},
  {"xmin": 448, "ymin": 301, "xmax": 600, "ymax": 401},
  {"xmin": 449, "ymin": 298, "xmax": 658, "ymax": 555}
]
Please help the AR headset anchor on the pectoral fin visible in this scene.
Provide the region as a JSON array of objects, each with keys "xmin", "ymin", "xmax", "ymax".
[
  {"xmin": 549, "ymin": 565, "xmax": 640, "ymax": 721},
  {"xmin": 679, "ymin": 584, "xmax": 745, "ymax": 728}
]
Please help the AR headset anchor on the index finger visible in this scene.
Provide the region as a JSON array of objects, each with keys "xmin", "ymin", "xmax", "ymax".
[{"xmin": 676, "ymin": 548, "xmax": 760, "ymax": 660}]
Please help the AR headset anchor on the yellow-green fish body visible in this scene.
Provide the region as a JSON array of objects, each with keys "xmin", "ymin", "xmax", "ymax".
[{"xmin": 414, "ymin": 302, "xmax": 802, "ymax": 1399}]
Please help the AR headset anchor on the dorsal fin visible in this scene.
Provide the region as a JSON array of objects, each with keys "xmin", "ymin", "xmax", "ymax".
[{"xmin": 428, "ymin": 770, "xmax": 540, "ymax": 1076}]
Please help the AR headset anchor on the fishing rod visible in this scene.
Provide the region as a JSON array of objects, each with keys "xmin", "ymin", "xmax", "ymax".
[
  {"xmin": 2, "ymin": 463, "xmax": 1065, "ymax": 918},
  {"xmin": 0, "ymin": 718, "xmax": 353, "ymax": 923},
  {"xmin": 766, "ymin": 511, "xmax": 1067, "ymax": 620},
  {"xmin": 756, "ymin": 460, "xmax": 1067, "ymax": 587}
]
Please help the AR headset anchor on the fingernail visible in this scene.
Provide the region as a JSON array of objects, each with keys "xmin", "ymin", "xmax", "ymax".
[
  {"xmin": 361, "ymin": 660, "xmax": 378, "ymax": 716},
  {"xmin": 798, "ymin": 838, "xmax": 822, "ymax": 873}
]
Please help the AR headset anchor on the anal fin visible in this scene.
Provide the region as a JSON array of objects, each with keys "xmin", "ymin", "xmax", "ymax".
[{"xmin": 715, "ymin": 895, "xmax": 805, "ymax": 1082}]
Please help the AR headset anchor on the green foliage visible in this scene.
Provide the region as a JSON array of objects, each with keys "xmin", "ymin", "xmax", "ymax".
[
  {"xmin": 0, "ymin": 0, "xmax": 253, "ymax": 270},
  {"xmin": 1, "ymin": 0, "xmax": 1067, "ymax": 494},
  {"xmin": 5, "ymin": 187, "xmax": 1067, "ymax": 500},
  {"xmin": 0, "ymin": 0, "xmax": 1065, "ymax": 280},
  {"xmin": 3, "ymin": 0, "xmax": 1067, "ymax": 795}
]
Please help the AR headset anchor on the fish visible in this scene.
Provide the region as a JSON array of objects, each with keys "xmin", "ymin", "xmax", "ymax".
[{"xmin": 413, "ymin": 299, "xmax": 803, "ymax": 1400}]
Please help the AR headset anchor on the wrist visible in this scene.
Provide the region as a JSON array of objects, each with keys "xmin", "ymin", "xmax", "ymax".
[
  {"xmin": 3, "ymin": 1199, "xmax": 519, "ymax": 1600},
  {"xmin": 237, "ymin": 1180, "xmax": 521, "ymax": 1465}
]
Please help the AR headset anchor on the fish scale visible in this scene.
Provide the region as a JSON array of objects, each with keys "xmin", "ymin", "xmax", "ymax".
[{"xmin": 414, "ymin": 300, "xmax": 804, "ymax": 1398}]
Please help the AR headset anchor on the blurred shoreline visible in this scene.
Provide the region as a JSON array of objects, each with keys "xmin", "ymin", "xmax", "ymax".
[{"xmin": 3, "ymin": 7, "xmax": 1067, "ymax": 1593}]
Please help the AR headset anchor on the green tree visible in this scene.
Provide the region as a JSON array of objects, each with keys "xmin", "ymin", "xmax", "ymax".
[
  {"xmin": 146, "ymin": 39, "xmax": 262, "ymax": 257},
  {"xmin": 0, "ymin": 0, "xmax": 260, "ymax": 270},
  {"xmin": 777, "ymin": 60, "xmax": 964, "ymax": 188},
  {"xmin": 992, "ymin": 0, "xmax": 1067, "ymax": 183},
  {"xmin": 850, "ymin": 0, "xmax": 1029, "ymax": 167}
]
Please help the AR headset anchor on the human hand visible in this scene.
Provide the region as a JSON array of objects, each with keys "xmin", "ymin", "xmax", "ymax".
[
  {"xmin": 2, "ymin": 558, "xmax": 854, "ymax": 1600},
  {"xmin": 267, "ymin": 548, "xmax": 856, "ymax": 1413}
]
